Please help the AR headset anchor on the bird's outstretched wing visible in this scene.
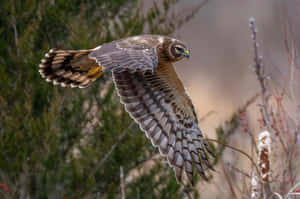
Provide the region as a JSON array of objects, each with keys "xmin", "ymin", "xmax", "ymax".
[
  {"xmin": 112, "ymin": 61, "xmax": 214, "ymax": 184},
  {"xmin": 89, "ymin": 40, "xmax": 158, "ymax": 73},
  {"xmin": 39, "ymin": 39, "xmax": 158, "ymax": 88}
]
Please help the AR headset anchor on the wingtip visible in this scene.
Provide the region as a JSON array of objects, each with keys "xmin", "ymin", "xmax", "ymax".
[
  {"xmin": 53, "ymin": 80, "xmax": 59, "ymax": 85},
  {"xmin": 39, "ymin": 63, "xmax": 46, "ymax": 68},
  {"xmin": 70, "ymin": 83, "xmax": 78, "ymax": 88},
  {"xmin": 174, "ymin": 166, "xmax": 183, "ymax": 184},
  {"xmin": 39, "ymin": 69, "xmax": 45, "ymax": 78}
]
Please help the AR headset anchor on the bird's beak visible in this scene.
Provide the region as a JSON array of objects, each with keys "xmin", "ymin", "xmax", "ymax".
[{"xmin": 183, "ymin": 50, "xmax": 190, "ymax": 58}]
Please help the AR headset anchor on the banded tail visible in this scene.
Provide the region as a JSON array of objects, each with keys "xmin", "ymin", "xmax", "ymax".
[{"xmin": 39, "ymin": 49, "xmax": 103, "ymax": 88}]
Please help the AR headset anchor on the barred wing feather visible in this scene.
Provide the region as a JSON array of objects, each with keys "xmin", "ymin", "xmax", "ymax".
[
  {"xmin": 112, "ymin": 62, "xmax": 214, "ymax": 184},
  {"xmin": 89, "ymin": 41, "xmax": 158, "ymax": 73}
]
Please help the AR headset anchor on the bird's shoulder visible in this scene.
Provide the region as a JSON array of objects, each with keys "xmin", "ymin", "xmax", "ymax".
[
  {"xmin": 116, "ymin": 34, "xmax": 172, "ymax": 49},
  {"xmin": 95, "ymin": 35, "xmax": 173, "ymax": 51}
]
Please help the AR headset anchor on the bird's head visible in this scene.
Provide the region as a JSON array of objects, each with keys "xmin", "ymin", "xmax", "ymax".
[{"xmin": 165, "ymin": 40, "xmax": 190, "ymax": 62}]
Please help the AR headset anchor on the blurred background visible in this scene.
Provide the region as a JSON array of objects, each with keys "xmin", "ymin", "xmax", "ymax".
[{"xmin": 0, "ymin": 0, "xmax": 299, "ymax": 198}]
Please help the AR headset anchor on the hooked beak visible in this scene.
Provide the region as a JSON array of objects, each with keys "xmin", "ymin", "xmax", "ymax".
[{"xmin": 183, "ymin": 50, "xmax": 190, "ymax": 58}]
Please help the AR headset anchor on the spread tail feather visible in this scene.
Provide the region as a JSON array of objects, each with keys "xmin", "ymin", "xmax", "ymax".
[{"xmin": 39, "ymin": 49, "xmax": 103, "ymax": 88}]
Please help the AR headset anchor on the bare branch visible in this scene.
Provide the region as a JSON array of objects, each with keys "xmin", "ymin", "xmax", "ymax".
[
  {"xmin": 10, "ymin": 2, "xmax": 20, "ymax": 57},
  {"xmin": 89, "ymin": 122, "xmax": 135, "ymax": 178},
  {"xmin": 273, "ymin": 192, "xmax": 283, "ymax": 199},
  {"xmin": 199, "ymin": 110, "xmax": 216, "ymax": 123},
  {"xmin": 224, "ymin": 162, "xmax": 251, "ymax": 179},
  {"xmin": 287, "ymin": 181, "xmax": 300, "ymax": 198},
  {"xmin": 120, "ymin": 166, "xmax": 126, "ymax": 199},
  {"xmin": 222, "ymin": 163, "xmax": 238, "ymax": 199},
  {"xmin": 251, "ymin": 169, "xmax": 262, "ymax": 199},
  {"xmin": 206, "ymin": 138, "xmax": 260, "ymax": 176},
  {"xmin": 249, "ymin": 17, "xmax": 271, "ymax": 128},
  {"xmin": 174, "ymin": 0, "xmax": 209, "ymax": 29}
]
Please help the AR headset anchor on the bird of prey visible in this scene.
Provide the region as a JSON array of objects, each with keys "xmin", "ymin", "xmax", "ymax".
[{"xmin": 39, "ymin": 35, "xmax": 214, "ymax": 184}]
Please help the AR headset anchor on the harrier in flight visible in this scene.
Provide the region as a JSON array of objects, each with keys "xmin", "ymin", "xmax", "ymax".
[{"xmin": 39, "ymin": 35, "xmax": 214, "ymax": 184}]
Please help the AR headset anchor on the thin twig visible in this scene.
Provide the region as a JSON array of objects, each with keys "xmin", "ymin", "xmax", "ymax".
[
  {"xmin": 222, "ymin": 163, "xmax": 238, "ymax": 199},
  {"xmin": 199, "ymin": 110, "xmax": 216, "ymax": 123},
  {"xmin": 175, "ymin": 0, "xmax": 209, "ymax": 27},
  {"xmin": 225, "ymin": 162, "xmax": 251, "ymax": 179},
  {"xmin": 206, "ymin": 138, "xmax": 260, "ymax": 177},
  {"xmin": 242, "ymin": 175, "xmax": 251, "ymax": 198},
  {"xmin": 89, "ymin": 122, "xmax": 135, "ymax": 178},
  {"xmin": 10, "ymin": 1, "xmax": 20, "ymax": 57},
  {"xmin": 120, "ymin": 166, "xmax": 125, "ymax": 199},
  {"xmin": 251, "ymin": 168, "xmax": 262, "ymax": 199},
  {"xmin": 273, "ymin": 192, "xmax": 283, "ymax": 199},
  {"xmin": 249, "ymin": 17, "xmax": 272, "ymax": 199},
  {"xmin": 249, "ymin": 17, "xmax": 271, "ymax": 128},
  {"xmin": 287, "ymin": 181, "xmax": 300, "ymax": 198}
]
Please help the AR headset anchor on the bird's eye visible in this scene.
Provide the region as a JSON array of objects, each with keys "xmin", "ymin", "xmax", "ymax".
[
  {"xmin": 175, "ymin": 47, "xmax": 184, "ymax": 52},
  {"xmin": 170, "ymin": 44, "xmax": 186, "ymax": 59}
]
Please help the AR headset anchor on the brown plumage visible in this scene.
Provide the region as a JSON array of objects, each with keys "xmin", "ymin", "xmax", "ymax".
[
  {"xmin": 39, "ymin": 35, "xmax": 214, "ymax": 185},
  {"xmin": 39, "ymin": 49, "xmax": 103, "ymax": 88}
]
